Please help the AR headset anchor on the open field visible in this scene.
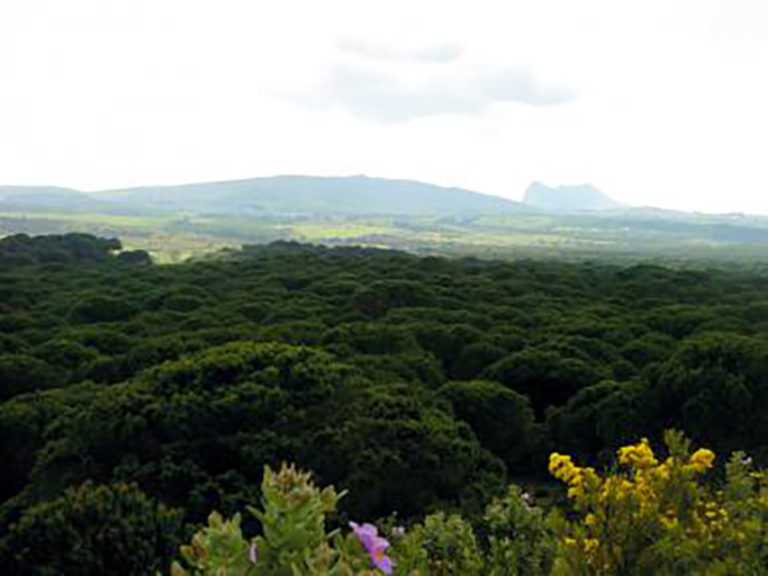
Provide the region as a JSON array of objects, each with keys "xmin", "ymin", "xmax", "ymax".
[{"xmin": 3, "ymin": 208, "xmax": 768, "ymax": 265}]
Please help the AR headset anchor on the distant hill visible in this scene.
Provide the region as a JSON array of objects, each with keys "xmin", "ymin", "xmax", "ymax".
[
  {"xmin": 0, "ymin": 186, "xmax": 136, "ymax": 214},
  {"xmin": 524, "ymin": 182, "xmax": 620, "ymax": 211},
  {"xmin": 0, "ymin": 186, "xmax": 101, "ymax": 211},
  {"xmin": 92, "ymin": 175, "xmax": 528, "ymax": 216}
]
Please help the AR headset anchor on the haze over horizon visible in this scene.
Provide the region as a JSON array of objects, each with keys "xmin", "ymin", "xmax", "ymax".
[{"xmin": 1, "ymin": 0, "xmax": 767, "ymax": 214}]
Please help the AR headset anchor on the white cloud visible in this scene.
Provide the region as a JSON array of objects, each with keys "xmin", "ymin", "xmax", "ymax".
[
  {"xmin": 338, "ymin": 38, "xmax": 465, "ymax": 63},
  {"xmin": 303, "ymin": 64, "xmax": 577, "ymax": 122}
]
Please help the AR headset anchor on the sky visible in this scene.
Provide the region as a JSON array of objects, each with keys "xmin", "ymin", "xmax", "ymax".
[{"xmin": 0, "ymin": 0, "xmax": 767, "ymax": 214}]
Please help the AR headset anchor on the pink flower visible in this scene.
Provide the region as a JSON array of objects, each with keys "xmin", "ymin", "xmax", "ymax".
[{"xmin": 350, "ymin": 522, "xmax": 394, "ymax": 575}]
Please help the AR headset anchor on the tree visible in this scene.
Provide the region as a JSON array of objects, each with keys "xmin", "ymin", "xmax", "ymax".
[
  {"xmin": 650, "ymin": 333, "xmax": 768, "ymax": 456},
  {"xmin": 0, "ymin": 354, "xmax": 62, "ymax": 400},
  {"xmin": 441, "ymin": 380, "xmax": 535, "ymax": 468},
  {"xmin": 452, "ymin": 342, "xmax": 511, "ymax": 381},
  {"xmin": 547, "ymin": 381, "xmax": 651, "ymax": 464},
  {"xmin": 117, "ymin": 249, "xmax": 152, "ymax": 265},
  {"xmin": 0, "ymin": 482, "xmax": 183, "ymax": 575},
  {"xmin": 483, "ymin": 349, "xmax": 603, "ymax": 417},
  {"xmin": 68, "ymin": 295, "xmax": 140, "ymax": 323},
  {"xmin": 353, "ymin": 280, "xmax": 436, "ymax": 318}
]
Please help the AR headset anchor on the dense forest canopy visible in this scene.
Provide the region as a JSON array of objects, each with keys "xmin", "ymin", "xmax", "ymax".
[{"xmin": 1, "ymin": 233, "xmax": 768, "ymax": 572}]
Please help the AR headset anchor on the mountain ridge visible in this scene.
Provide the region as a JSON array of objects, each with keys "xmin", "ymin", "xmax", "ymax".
[
  {"xmin": 2, "ymin": 175, "xmax": 763, "ymax": 219},
  {"xmin": 523, "ymin": 181, "xmax": 621, "ymax": 211},
  {"xmin": 0, "ymin": 186, "xmax": 119, "ymax": 213},
  {"xmin": 60, "ymin": 175, "xmax": 530, "ymax": 217}
]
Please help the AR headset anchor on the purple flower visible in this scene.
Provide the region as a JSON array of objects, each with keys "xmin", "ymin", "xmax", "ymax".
[
  {"xmin": 249, "ymin": 542, "xmax": 258, "ymax": 565},
  {"xmin": 350, "ymin": 521, "xmax": 394, "ymax": 575}
]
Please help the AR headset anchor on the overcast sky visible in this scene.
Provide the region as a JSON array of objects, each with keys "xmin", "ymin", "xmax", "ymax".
[{"xmin": 1, "ymin": 0, "xmax": 767, "ymax": 213}]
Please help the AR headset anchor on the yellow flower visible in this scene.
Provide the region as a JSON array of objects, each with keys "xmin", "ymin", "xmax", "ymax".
[
  {"xmin": 567, "ymin": 484, "xmax": 585, "ymax": 499},
  {"xmin": 550, "ymin": 453, "xmax": 602, "ymax": 501},
  {"xmin": 584, "ymin": 539, "xmax": 599, "ymax": 554},
  {"xmin": 687, "ymin": 449, "xmax": 715, "ymax": 473},
  {"xmin": 654, "ymin": 461, "xmax": 672, "ymax": 481},
  {"xmin": 618, "ymin": 438, "xmax": 658, "ymax": 469},
  {"xmin": 549, "ymin": 453, "xmax": 579, "ymax": 483}
]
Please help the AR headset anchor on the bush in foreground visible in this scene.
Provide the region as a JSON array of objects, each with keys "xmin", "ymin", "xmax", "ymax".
[
  {"xmin": 173, "ymin": 434, "xmax": 768, "ymax": 575},
  {"xmin": 4, "ymin": 433, "xmax": 764, "ymax": 574},
  {"xmin": 549, "ymin": 431, "xmax": 768, "ymax": 575}
]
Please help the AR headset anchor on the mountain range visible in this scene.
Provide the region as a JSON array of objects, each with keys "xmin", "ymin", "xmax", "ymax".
[
  {"xmin": 4, "ymin": 176, "xmax": 768, "ymax": 262},
  {"xmin": 0, "ymin": 176, "xmax": 623, "ymax": 217},
  {"xmin": 1, "ymin": 176, "xmax": 531, "ymax": 217}
]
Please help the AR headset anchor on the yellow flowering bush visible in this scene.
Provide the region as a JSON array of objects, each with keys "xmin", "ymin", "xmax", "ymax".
[
  {"xmin": 549, "ymin": 431, "xmax": 768, "ymax": 575},
  {"xmin": 168, "ymin": 438, "xmax": 767, "ymax": 575}
]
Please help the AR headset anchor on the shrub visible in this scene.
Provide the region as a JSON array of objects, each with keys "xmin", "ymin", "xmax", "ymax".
[
  {"xmin": 549, "ymin": 431, "xmax": 768, "ymax": 575},
  {"xmin": 172, "ymin": 463, "xmax": 391, "ymax": 576},
  {"xmin": 394, "ymin": 513, "xmax": 484, "ymax": 575},
  {"xmin": 169, "ymin": 445, "xmax": 768, "ymax": 576},
  {"xmin": 482, "ymin": 485, "xmax": 557, "ymax": 575},
  {"xmin": 0, "ymin": 482, "xmax": 183, "ymax": 575}
]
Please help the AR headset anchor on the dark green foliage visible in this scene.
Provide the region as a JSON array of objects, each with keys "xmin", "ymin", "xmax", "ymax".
[
  {"xmin": 3, "ymin": 235, "xmax": 768, "ymax": 572},
  {"xmin": 649, "ymin": 333, "xmax": 768, "ymax": 456},
  {"xmin": 441, "ymin": 380, "xmax": 535, "ymax": 467},
  {"xmin": 547, "ymin": 381, "xmax": 650, "ymax": 463},
  {"xmin": 0, "ymin": 334, "xmax": 25, "ymax": 354},
  {"xmin": 483, "ymin": 349, "xmax": 603, "ymax": 416},
  {"xmin": 0, "ymin": 232, "xmax": 121, "ymax": 266},
  {"xmin": 646, "ymin": 304, "xmax": 720, "ymax": 339},
  {"xmin": 621, "ymin": 333, "xmax": 675, "ymax": 367},
  {"xmin": 353, "ymin": 280, "xmax": 436, "ymax": 318},
  {"xmin": 322, "ymin": 322, "xmax": 418, "ymax": 355},
  {"xmin": 6, "ymin": 340, "xmax": 497, "ymax": 537},
  {"xmin": 67, "ymin": 327, "xmax": 133, "ymax": 355},
  {"xmin": 0, "ymin": 482, "xmax": 183, "ymax": 575},
  {"xmin": 68, "ymin": 295, "xmax": 140, "ymax": 323},
  {"xmin": 0, "ymin": 354, "xmax": 62, "ymax": 400},
  {"xmin": 452, "ymin": 342, "xmax": 508, "ymax": 380},
  {"xmin": 116, "ymin": 249, "xmax": 152, "ymax": 265},
  {"xmin": 0, "ymin": 392, "xmax": 68, "ymax": 502},
  {"xmin": 306, "ymin": 389, "xmax": 501, "ymax": 519},
  {"xmin": 162, "ymin": 294, "xmax": 205, "ymax": 312},
  {"xmin": 410, "ymin": 323, "xmax": 483, "ymax": 370},
  {"xmin": 32, "ymin": 338, "xmax": 98, "ymax": 370}
]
